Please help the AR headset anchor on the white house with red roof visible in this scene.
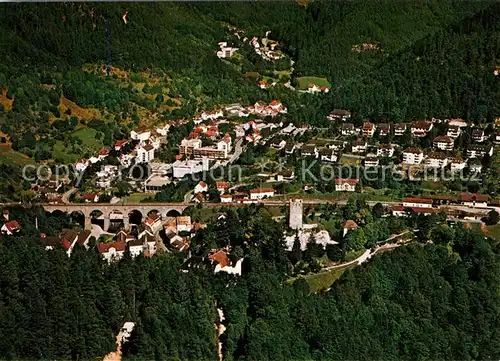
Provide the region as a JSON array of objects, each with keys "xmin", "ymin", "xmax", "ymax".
[
  {"xmin": 1, "ymin": 220, "xmax": 20, "ymax": 235},
  {"xmin": 216, "ymin": 181, "xmax": 229, "ymax": 194},
  {"xmin": 194, "ymin": 181, "xmax": 208, "ymax": 194},
  {"xmin": 98, "ymin": 240, "xmax": 126, "ymax": 263},
  {"xmin": 130, "ymin": 129, "xmax": 151, "ymax": 142},
  {"xmin": 249, "ymin": 188, "xmax": 275, "ymax": 200},
  {"xmin": 115, "ymin": 140, "xmax": 129, "ymax": 151},
  {"xmin": 335, "ymin": 178, "xmax": 359, "ymax": 192},
  {"xmin": 74, "ymin": 159, "xmax": 89, "ymax": 173}
]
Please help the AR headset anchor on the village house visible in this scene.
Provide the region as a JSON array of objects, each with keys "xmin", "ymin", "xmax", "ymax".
[
  {"xmin": 393, "ymin": 123, "xmax": 407, "ymax": 136},
  {"xmin": 176, "ymin": 216, "xmax": 192, "ymax": 233},
  {"xmin": 128, "ymin": 239, "xmax": 145, "ymax": 259},
  {"xmin": 169, "ymin": 235, "xmax": 190, "ymax": 252},
  {"xmin": 471, "ymin": 128, "xmax": 487, "ymax": 142},
  {"xmin": 352, "ymin": 139, "xmax": 367, "ymax": 153},
  {"xmin": 377, "ymin": 144, "xmax": 395, "ymax": 157},
  {"xmin": 446, "ymin": 125, "xmax": 461, "ymax": 138},
  {"xmin": 342, "ymin": 220, "xmax": 358, "ymax": 237},
  {"xmin": 74, "ymin": 159, "xmax": 89, "ymax": 173},
  {"xmin": 130, "ymin": 129, "xmax": 151, "ymax": 142},
  {"xmin": 433, "ymin": 135, "xmax": 454, "ymax": 151},
  {"xmin": 411, "ymin": 120, "xmax": 433, "ymax": 137},
  {"xmin": 220, "ymin": 194, "xmax": 233, "ymax": 203},
  {"xmin": 447, "ymin": 118, "xmax": 468, "ymax": 128},
  {"xmin": 402, "ymin": 197, "xmax": 433, "ymax": 208},
  {"xmin": 115, "ymin": 140, "xmax": 129, "ymax": 152},
  {"xmin": 216, "ymin": 42, "xmax": 238, "ymax": 59},
  {"xmin": 216, "ymin": 181, "xmax": 229, "ymax": 194},
  {"xmin": 425, "ymin": 151, "xmax": 448, "ymax": 168},
  {"xmin": 136, "ymin": 143, "xmax": 155, "ymax": 163},
  {"xmin": 449, "ymin": 156, "xmax": 467, "ymax": 172},
  {"xmin": 98, "ymin": 241, "xmax": 126, "ymax": 263},
  {"xmin": 144, "ymin": 212, "xmax": 163, "ymax": 234},
  {"xmin": 271, "ymin": 139, "xmax": 287, "ymax": 150},
  {"xmin": 402, "ymin": 147, "xmax": 424, "ymax": 165},
  {"xmin": 341, "ymin": 123, "xmax": 356, "ymax": 136},
  {"xmin": 320, "ymin": 148, "xmax": 337, "ymax": 163},
  {"xmin": 327, "ymin": 109, "xmax": 351, "ymax": 122},
  {"xmin": 301, "ymin": 144, "xmax": 318, "ymax": 158},
  {"xmin": 194, "ymin": 181, "xmax": 208, "ymax": 195},
  {"xmin": 179, "ymin": 138, "xmax": 202, "ymax": 156},
  {"xmin": 284, "ymin": 143, "xmax": 296, "ymax": 155},
  {"xmin": 467, "ymin": 144, "xmax": 493, "ymax": 158},
  {"xmin": 468, "ymin": 159, "xmax": 483, "ymax": 173},
  {"xmin": 362, "ymin": 121, "xmax": 376, "ymax": 137},
  {"xmin": 249, "ymin": 188, "xmax": 275, "ymax": 200},
  {"xmin": 364, "ymin": 157, "xmax": 380, "ymax": 167},
  {"xmin": 172, "ymin": 159, "xmax": 209, "ymax": 179},
  {"xmin": 335, "ymin": 178, "xmax": 359, "ymax": 192},
  {"xmin": 391, "ymin": 205, "xmax": 437, "ymax": 217},
  {"xmin": 82, "ymin": 193, "xmax": 99, "ymax": 203},
  {"xmin": 1, "ymin": 220, "xmax": 20, "ymax": 235},
  {"xmin": 378, "ymin": 123, "xmax": 390, "ymax": 137},
  {"xmin": 328, "ymin": 140, "xmax": 345, "ymax": 151},
  {"xmin": 460, "ymin": 192, "xmax": 489, "ymax": 208}
]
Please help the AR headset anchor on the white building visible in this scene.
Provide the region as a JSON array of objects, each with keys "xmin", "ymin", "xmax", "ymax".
[
  {"xmin": 433, "ymin": 136, "xmax": 454, "ymax": 151},
  {"xmin": 449, "ymin": 157, "xmax": 467, "ymax": 172},
  {"xmin": 136, "ymin": 143, "xmax": 155, "ymax": 163},
  {"xmin": 128, "ymin": 239, "xmax": 145, "ymax": 259},
  {"xmin": 402, "ymin": 197, "xmax": 433, "ymax": 208},
  {"xmin": 335, "ymin": 178, "xmax": 359, "ymax": 192},
  {"xmin": 377, "ymin": 144, "xmax": 395, "ymax": 157},
  {"xmin": 402, "ymin": 147, "xmax": 424, "ymax": 165},
  {"xmin": 131, "ymin": 130, "xmax": 151, "ymax": 142},
  {"xmin": 172, "ymin": 159, "xmax": 209, "ymax": 179},
  {"xmin": 249, "ymin": 188, "xmax": 275, "ymax": 200},
  {"xmin": 194, "ymin": 181, "xmax": 208, "ymax": 194},
  {"xmin": 425, "ymin": 152, "xmax": 448, "ymax": 168}
]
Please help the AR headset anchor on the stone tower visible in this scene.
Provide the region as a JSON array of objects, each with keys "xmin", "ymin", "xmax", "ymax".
[{"xmin": 289, "ymin": 199, "xmax": 303, "ymax": 230}]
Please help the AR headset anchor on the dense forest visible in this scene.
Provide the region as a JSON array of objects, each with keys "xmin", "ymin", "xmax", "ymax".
[{"xmin": 1, "ymin": 206, "xmax": 500, "ymax": 360}]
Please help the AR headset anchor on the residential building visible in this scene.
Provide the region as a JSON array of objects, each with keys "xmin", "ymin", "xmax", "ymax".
[
  {"xmin": 472, "ymin": 128, "xmax": 486, "ymax": 142},
  {"xmin": 128, "ymin": 239, "xmax": 145, "ymax": 258},
  {"xmin": 98, "ymin": 241, "xmax": 126, "ymax": 263},
  {"xmin": 216, "ymin": 44, "xmax": 238, "ymax": 59},
  {"xmin": 301, "ymin": 144, "xmax": 318, "ymax": 158},
  {"xmin": 136, "ymin": 143, "xmax": 155, "ymax": 163},
  {"xmin": 425, "ymin": 151, "xmax": 448, "ymax": 168},
  {"xmin": 249, "ymin": 188, "xmax": 275, "ymax": 200},
  {"xmin": 74, "ymin": 159, "xmax": 89, "ymax": 173},
  {"xmin": 364, "ymin": 157, "xmax": 379, "ymax": 167},
  {"xmin": 220, "ymin": 194, "xmax": 233, "ymax": 203},
  {"xmin": 335, "ymin": 178, "xmax": 359, "ymax": 192},
  {"xmin": 115, "ymin": 140, "xmax": 129, "ymax": 151},
  {"xmin": 393, "ymin": 123, "xmax": 407, "ymax": 136},
  {"xmin": 271, "ymin": 139, "xmax": 286, "ymax": 150},
  {"xmin": 362, "ymin": 121, "xmax": 376, "ymax": 137},
  {"xmin": 216, "ymin": 181, "xmax": 229, "ymax": 194},
  {"xmin": 377, "ymin": 144, "xmax": 394, "ymax": 157},
  {"xmin": 341, "ymin": 123, "xmax": 356, "ymax": 136},
  {"xmin": 467, "ymin": 144, "xmax": 493, "ymax": 158},
  {"xmin": 402, "ymin": 147, "xmax": 424, "ymax": 165},
  {"xmin": 176, "ymin": 216, "xmax": 192, "ymax": 233},
  {"xmin": 352, "ymin": 139, "xmax": 367, "ymax": 153},
  {"xmin": 402, "ymin": 197, "xmax": 433, "ymax": 208},
  {"xmin": 194, "ymin": 181, "xmax": 208, "ymax": 194},
  {"xmin": 320, "ymin": 148, "xmax": 337, "ymax": 163},
  {"xmin": 460, "ymin": 192, "xmax": 489, "ymax": 207},
  {"xmin": 327, "ymin": 109, "xmax": 351, "ymax": 122},
  {"xmin": 343, "ymin": 220, "xmax": 358, "ymax": 237},
  {"xmin": 468, "ymin": 159, "xmax": 483, "ymax": 173},
  {"xmin": 1, "ymin": 220, "xmax": 20, "ymax": 235},
  {"xmin": 411, "ymin": 120, "xmax": 433, "ymax": 137},
  {"xmin": 130, "ymin": 129, "xmax": 151, "ymax": 142},
  {"xmin": 449, "ymin": 156, "xmax": 467, "ymax": 172},
  {"xmin": 328, "ymin": 140, "xmax": 345, "ymax": 151},
  {"xmin": 179, "ymin": 138, "xmax": 202, "ymax": 156},
  {"xmin": 446, "ymin": 125, "xmax": 461, "ymax": 138},
  {"xmin": 378, "ymin": 123, "xmax": 390, "ymax": 137},
  {"xmin": 447, "ymin": 118, "xmax": 467, "ymax": 128},
  {"xmin": 433, "ymin": 135, "xmax": 454, "ymax": 151},
  {"xmin": 284, "ymin": 143, "xmax": 296, "ymax": 155}
]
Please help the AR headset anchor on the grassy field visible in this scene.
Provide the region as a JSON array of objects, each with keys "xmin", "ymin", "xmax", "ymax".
[
  {"xmin": 486, "ymin": 224, "xmax": 500, "ymax": 244},
  {"xmin": 122, "ymin": 193, "xmax": 151, "ymax": 204},
  {"xmin": 72, "ymin": 127, "xmax": 103, "ymax": 150},
  {"xmin": 53, "ymin": 141, "xmax": 80, "ymax": 164},
  {"xmin": 296, "ymin": 76, "xmax": 331, "ymax": 90},
  {"xmin": 0, "ymin": 145, "xmax": 33, "ymax": 165},
  {"xmin": 340, "ymin": 155, "xmax": 361, "ymax": 166}
]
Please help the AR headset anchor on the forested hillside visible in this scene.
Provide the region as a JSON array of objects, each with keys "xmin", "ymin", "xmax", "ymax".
[{"xmin": 1, "ymin": 206, "xmax": 500, "ymax": 360}]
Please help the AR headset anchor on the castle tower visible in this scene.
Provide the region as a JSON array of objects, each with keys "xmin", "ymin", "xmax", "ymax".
[{"xmin": 289, "ymin": 199, "xmax": 303, "ymax": 230}]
